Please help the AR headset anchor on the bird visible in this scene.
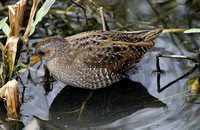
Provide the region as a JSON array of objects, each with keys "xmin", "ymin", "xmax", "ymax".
[{"xmin": 30, "ymin": 28, "xmax": 163, "ymax": 89}]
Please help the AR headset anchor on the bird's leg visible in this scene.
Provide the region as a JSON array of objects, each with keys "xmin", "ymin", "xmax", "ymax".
[
  {"xmin": 69, "ymin": 0, "xmax": 90, "ymax": 30},
  {"xmin": 156, "ymin": 54, "xmax": 198, "ymax": 93}
]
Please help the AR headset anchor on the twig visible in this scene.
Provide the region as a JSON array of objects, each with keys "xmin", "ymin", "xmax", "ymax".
[
  {"xmin": 88, "ymin": 0, "xmax": 109, "ymax": 31},
  {"xmin": 88, "ymin": 0, "xmax": 98, "ymax": 8},
  {"xmin": 16, "ymin": 72, "xmax": 26, "ymax": 103},
  {"xmin": 157, "ymin": 65, "xmax": 198, "ymax": 92},
  {"xmin": 69, "ymin": 0, "xmax": 90, "ymax": 30},
  {"xmin": 156, "ymin": 54, "xmax": 196, "ymax": 72},
  {"xmin": 99, "ymin": 7, "xmax": 106, "ymax": 31},
  {"xmin": 16, "ymin": 73, "xmax": 25, "ymax": 88},
  {"xmin": 156, "ymin": 54, "xmax": 199, "ymax": 92}
]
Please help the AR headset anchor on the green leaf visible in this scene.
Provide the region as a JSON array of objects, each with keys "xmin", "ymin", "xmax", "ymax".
[
  {"xmin": 2, "ymin": 23, "xmax": 10, "ymax": 36},
  {"xmin": 0, "ymin": 63, "xmax": 3, "ymax": 76},
  {"xmin": 184, "ymin": 28, "xmax": 200, "ymax": 33},
  {"xmin": 0, "ymin": 17, "xmax": 10, "ymax": 36},
  {"xmin": 18, "ymin": 68, "xmax": 27, "ymax": 73},
  {"xmin": 28, "ymin": 0, "xmax": 56, "ymax": 37},
  {"xmin": 13, "ymin": 60, "xmax": 22, "ymax": 72},
  {"xmin": 13, "ymin": 61, "xmax": 27, "ymax": 73},
  {"xmin": 16, "ymin": 60, "xmax": 22, "ymax": 68},
  {"xmin": 0, "ymin": 17, "xmax": 7, "ymax": 28}
]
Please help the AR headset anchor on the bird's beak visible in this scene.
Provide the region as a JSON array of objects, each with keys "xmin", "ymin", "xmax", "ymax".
[{"xmin": 30, "ymin": 55, "xmax": 40, "ymax": 66}]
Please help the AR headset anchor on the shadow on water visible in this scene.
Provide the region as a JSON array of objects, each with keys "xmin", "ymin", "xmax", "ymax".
[{"xmin": 37, "ymin": 78, "xmax": 166, "ymax": 129}]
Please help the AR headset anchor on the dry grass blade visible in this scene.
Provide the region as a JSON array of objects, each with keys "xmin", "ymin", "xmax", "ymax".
[
  {"xmin": 163, "ymin": 29, "xmax": 187, "ymax": 33},
  {"xmin": 0, "ymin": 42, "xmax": 4, "ymax": 52},
  {"xmin": 2, "ymin": 0, "xmax": 27, "ymax": 84},
  {"xmin": 22, "ymin": 0, "xmax": 38, "ymax": 43},
  {"xmin": 62, "ymin": 0, "xmax": 81, "ymax": 15},
  {"xmin": 3, "ymin": 37, "xmax": 19, "ymax": 83}
]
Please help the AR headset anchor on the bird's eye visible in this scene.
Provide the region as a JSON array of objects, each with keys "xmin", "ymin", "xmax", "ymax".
[{"xmin": 39, "ymin": 51, "xmax": 45, "ymax": 55}]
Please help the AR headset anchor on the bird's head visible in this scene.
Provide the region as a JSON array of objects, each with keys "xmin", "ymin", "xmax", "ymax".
[{"xmin": 30, "ymin": 37, "xmax": 67, "ymax": 66}]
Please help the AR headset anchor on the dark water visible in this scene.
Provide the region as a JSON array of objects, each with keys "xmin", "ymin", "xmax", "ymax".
[{"xmin": 0, "ymin": 0, "xmax": 200, "ymax": 129}]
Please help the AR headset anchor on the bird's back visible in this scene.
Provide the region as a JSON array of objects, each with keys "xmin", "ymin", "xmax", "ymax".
[{"xmin": 48, "ymin": 29, "xmax": 162, "ymax": 89}]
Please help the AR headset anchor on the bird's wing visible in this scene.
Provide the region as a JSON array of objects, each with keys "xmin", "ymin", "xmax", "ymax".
[{"xmin": 65, "ymin": 29, "xmax": 162, "ymax": 73}]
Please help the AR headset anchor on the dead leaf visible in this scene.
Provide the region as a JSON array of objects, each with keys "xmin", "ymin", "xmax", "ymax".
[
  {"xmin": 7, "ymin": 0, "xmax": 27, "ymax": 38},
  {"xmin": 2, "ymin": 0, "xmax": 27, "ymax": 84},
  {"xmin": 4, "ymin": 79, "xmax": 20, "ymax": 119}
]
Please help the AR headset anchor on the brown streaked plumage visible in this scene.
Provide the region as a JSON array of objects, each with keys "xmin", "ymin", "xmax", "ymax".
[{"xmin": 31, "ymin": 28, "xmax": 163, "ymax": 89}]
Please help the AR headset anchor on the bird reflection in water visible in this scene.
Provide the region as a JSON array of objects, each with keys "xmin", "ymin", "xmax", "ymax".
[{"xmin": 37, "ymin": 78, "xmax": 166, "ymax": 129}]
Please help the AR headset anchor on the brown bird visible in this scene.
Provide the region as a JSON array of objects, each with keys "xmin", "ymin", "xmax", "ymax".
[{"xmin": 31, "ymin": 28, "xmax": 163, "ymax": 89}]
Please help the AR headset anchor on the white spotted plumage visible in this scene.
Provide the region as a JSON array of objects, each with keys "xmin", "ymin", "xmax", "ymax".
[{"xmin": 34, "ymin": 28, "xmax": 162, "ymax": 89}]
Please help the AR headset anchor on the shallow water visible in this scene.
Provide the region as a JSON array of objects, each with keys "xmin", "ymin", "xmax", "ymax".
[{"xmin": 0, "ymin": 0, "xmax": 200, "ymax": 129}]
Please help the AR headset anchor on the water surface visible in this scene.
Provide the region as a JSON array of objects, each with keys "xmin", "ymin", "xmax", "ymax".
[{"xmin": 0, "ymin": 0, "xmax": 200, "ymax": 129}]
